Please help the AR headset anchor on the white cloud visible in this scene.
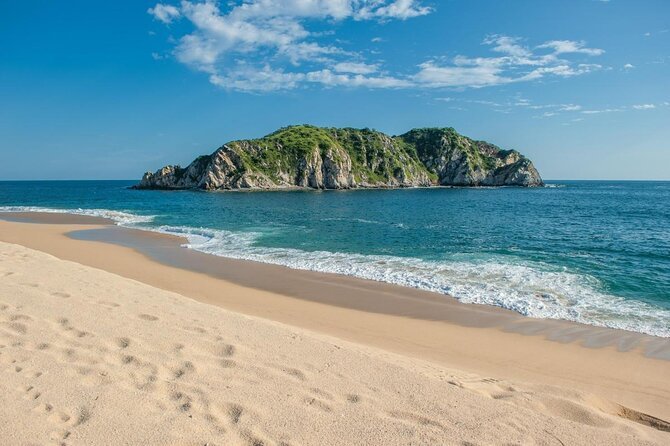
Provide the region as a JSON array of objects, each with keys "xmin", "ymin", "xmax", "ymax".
[
  {"xmin": 559, "ymin": 104, "xmax": 582, "ymax": 111},
  {"xmin": 148, "ymin": 3, "xmax": 181, "ymax": 24},
  {"xmin": 632, "ymin": 104, "xmax": 656, "ymax": 110},
  {"xmin": 209, "ymin": 65, "xmax": 306, "ymax": 92},
  {"xmin": 413, "ymin": 37, "xmax": 603, "ymax": 89},
  {"xmin": 413, "ymin": 62, "xmax": 509, "ymax": 88},
  {"xmin": 367, "ymin": 0, "xmax": 432, "ymax": 20},
  {"xmin": 581, "ymin": 108, "xmax": 623, "ymax": 114},
  {"xmin": 148, "ymin": 0, "xmax": 432, "ymax": 91},
  {"xmin": 333, "ymin": 62, "xmax": 379, "ymax": 74},
  {"xmin": 484, "ymin": 35, "xmax": 533, "ymax": 59},
  {"xmin": 537, "ymin": 40, "xmax": 604, "ymax": 56},
  {"xmin": 623, "ymin": 63, "xmax": 635, "ymax": 69},
  {"xmin": 306, "ymin": 70, "xmax": 413, "ymax": 88},
  {"xmin": 149, "ymin": 3, "xmax": 605, "ymax": 92},
  {"xmin": 521, "ymin": 63, "xmax": 602, "ymax": 80}
]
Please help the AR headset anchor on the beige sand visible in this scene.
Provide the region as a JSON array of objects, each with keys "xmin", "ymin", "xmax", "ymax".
[
  {"xmin": 1, "ymin": 215, "xmax": 669, "ymax": 444},
  {"xmin": 0, "ymin": 241, "xmax": 668, "ymax": 445}
]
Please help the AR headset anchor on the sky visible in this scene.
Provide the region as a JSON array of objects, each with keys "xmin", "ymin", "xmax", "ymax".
[{"xmin": 1, "ymin": 0, "xmax": 669, "ymax": 180}]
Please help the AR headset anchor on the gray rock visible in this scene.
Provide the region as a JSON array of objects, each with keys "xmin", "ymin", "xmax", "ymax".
[{"xmin": 134, "ymin": 125, "xmax": 543, "ymax": 191}]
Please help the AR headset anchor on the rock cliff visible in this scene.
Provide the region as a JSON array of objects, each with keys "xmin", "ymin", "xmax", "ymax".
[{"xmin": 135, "ymin": 125, "xmax": 543, "ymax": 190}]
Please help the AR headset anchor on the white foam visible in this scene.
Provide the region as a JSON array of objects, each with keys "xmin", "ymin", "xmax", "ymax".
[
  {"xmin": 3, "ymin": 207, "xmax": 668, "ymax": 337},
  {"xmin": 0, "ymin": 206, "xmax": 154, "ymax": 225},
  {"xmin": 155, "ymin": 224, "xmax": 670, "ymax": 338}
]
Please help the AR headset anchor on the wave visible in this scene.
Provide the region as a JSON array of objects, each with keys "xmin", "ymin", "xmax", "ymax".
[
  {"xmin": 3, "ymin": 206, "xmax": 669, "ymax": 337},
  {"xmin": 153, "ymin": 224, "xmax": 670, "ymax": 338},
  {"xmin": 0, "ymin": 206, "xmax": 154, "ymax": 225}
]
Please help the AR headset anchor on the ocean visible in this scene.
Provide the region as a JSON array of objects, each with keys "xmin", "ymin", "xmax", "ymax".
[{"xmin": 1, "ymin": 180, "xmax": 669, "ymax": 337}]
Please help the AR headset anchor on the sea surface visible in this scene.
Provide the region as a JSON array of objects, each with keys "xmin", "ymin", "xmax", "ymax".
[{"xmin": 1, "ymin": 180, "xmax": 669, "ymax": 337}]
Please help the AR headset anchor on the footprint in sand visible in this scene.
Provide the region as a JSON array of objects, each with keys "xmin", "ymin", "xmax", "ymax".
[
  {"xmin": 240, "ymin": 429, "xmax": 271, "ymax": 446},
  {"xmin": 386, "ymin": 411, "xmax": 449, "ymax": 433},
  {"xmin": 227, "ymin": 403, "xmax": 244, "ymax": 424},
  {"xmin": 20, "ymin": 282, "xmax": 39, "ymax": 288},
  {"xmin": 173, "ymin": 361, "xmax": 196, "ymax": 379},
  {"xmin": 57, "ymin": 317, "xmax": 90, "ymax": 338},
  {"xmin": 115, "ymin": 337, "xmax": 131, "ymax": 349},
  {"xmin": 221, "ymin": 344, "xmax": 236, "ymax": 357},
  {"xmin": 303, "ymin": 396, "xmax": 332, "ymax": 413},
  {"xmin": 50, "ymin": 291, "xmax": 71, "ymax": 298},
  {"xmin": 34, "ymin": 402, "xmax": 53, "ymax": 413},
  {"xmin": 138, "ymin": 314, "xmax": 159, "ymax": 321},
  {"xmin": 5, "ymin": 322, "xmax": 28, "ymax": 335},
  {"xmin": 220, "ymin": 359, "xmax": 237, "ymax": 369},
  {"xmin": 280, "ymin": 367, "xmax": 307, "ymax": 381},
  {"xmin": 346, "ymin": 394, "xmax": 361, "ymax": 403},
  {"xmin": 47, "ymin": 406, "xmax": 90, "ymax": 444},
  {"xmin": 118, "ymin": 354, "xmax": 158, "ymax": 391},
  {"xmin": 309, "ymin": 387, "xmax": 334, "ymax": 401},
  {"xmin": 170, "ymin": 391, "xmax": 193, "ymax": 412}
]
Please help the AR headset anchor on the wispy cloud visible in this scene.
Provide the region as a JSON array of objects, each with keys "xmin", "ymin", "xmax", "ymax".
[
  {"xmin": 148, "ymin": 2, "xmax": 605, "ymax": 92},
  {"xmin": 396, "ymin": 35, "xmax": 603, "ymax": 89},
  {"xmin": 434, "ymin": 96, "xmax": 581, "ymax": 113},
  {"xmin": 580, "ymin": 108, "xmax": 623, "ymax": 114},
  {"xmin": 536, "ymin": 40, "xmax": 604, "ymax": 56},
  {"xmin": 435, "ymin": 96, "xmax": 668, "ymax": 118},
  {"xmin": 632, "ymin": 104, "xmax": 656, "ymax": 110}
]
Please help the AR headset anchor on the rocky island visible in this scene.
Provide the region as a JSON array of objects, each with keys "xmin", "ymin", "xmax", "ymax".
[{"xmin": 135, "ymin": 125, "xmax": 543, "ymax": 190}]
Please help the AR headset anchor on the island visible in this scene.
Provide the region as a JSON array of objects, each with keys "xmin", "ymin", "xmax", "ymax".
[{"xmin": 134, "ymin": 125, "xmax": 543, "ymax": 190}]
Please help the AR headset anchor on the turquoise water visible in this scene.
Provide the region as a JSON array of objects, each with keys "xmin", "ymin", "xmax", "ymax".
[{"xmin": 1, "ymin": 180, "xmax": 669, "ymax": 337}]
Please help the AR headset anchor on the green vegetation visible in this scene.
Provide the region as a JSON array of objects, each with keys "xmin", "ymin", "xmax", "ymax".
[
  {"xmin": 139, "ymin": 124, "xmax": 540, "ymax": 189},
  {"xmin": 227, "ymin": 125, "xmax": 340, "ymax": 181},
  {"xmin": 217, "ymin": 124, "xmax": 527, "ymax": 185}
]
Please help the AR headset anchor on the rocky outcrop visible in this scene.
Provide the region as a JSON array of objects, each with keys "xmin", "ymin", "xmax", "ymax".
[{"xmin": 135, "ymin": 125, "xmax": 543, "ymax": 190}]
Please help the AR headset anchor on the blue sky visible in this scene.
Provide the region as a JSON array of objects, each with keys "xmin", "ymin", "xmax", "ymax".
[{"xmin": 1, "ymin": 0, "xmax": 669, "ymax": 180}]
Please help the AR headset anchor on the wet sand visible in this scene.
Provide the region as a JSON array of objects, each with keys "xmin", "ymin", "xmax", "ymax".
[{"xmin": 0, "ymin": 212, "xmax": 669, "ymax": 426}]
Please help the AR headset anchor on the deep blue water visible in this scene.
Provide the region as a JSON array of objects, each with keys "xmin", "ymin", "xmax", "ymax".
[{"xmin": 1, "ymin": 180, "xmax": 669, "ymax": 337}]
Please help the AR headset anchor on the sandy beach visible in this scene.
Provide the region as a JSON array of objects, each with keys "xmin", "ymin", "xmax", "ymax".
[{"xmin": 0, "ymin": 213, "xmax": 669, "ymax": 445}]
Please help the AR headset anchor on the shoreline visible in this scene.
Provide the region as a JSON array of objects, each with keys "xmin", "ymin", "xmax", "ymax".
[
  {"xmin": 130, "ymin": 182, "xmax": 547, "ymax": 192},
  {"xmin": 2, "ymin": 205, "xmax": 666, "ymax": 339},
  {"xmin": 0, "ymin": 212, "xmax": 669, "ymax": 423},
  {"xmin": 2, "ymin": 210, "xmax": 667, "ymax": 345}
]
